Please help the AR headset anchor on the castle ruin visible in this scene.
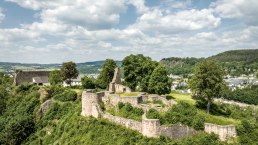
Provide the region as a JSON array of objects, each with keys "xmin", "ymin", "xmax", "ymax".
[
  {"xmin": 81, "ymin": 89, "xmax": 197, "ymax": 139},
  {"xmin": 109, "ymin": 67, "xmax": 131, "ymax": 93},
  {"xmin": 81, "ymin": 67, "xmax": 237, "ymax": 141}
]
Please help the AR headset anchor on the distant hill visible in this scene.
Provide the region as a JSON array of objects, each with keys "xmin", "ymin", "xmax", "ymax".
[
  {"xmin": 208, "ymin": 49, "xmax": 258, "ymax": 63},
  {"xmin": 160, "ymin": 49, "xmax": 258, "ymax": 76},
  {"xmin": 160, "ymin": 57, "xmax": 202, "ymax": 76},
  {"xmin": 0, "ymin": 61, "xmax": 121, "ymax": 74}
]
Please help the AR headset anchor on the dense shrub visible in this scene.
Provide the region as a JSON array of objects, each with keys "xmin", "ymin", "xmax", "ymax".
[
  {"xmin": 164, "ymin": 101, "xmax": 198, "ymax": 126},
  {"xmin": 221, "ymin": 85, "xmax": 258, "ymax": 105},
  {"xmin": 237, "ymin": 119, "xmax": 258, "ymax": 144},
  {"xmin": 0, "ymin": 86, "xmax": 8, "ymax": 115},
  {"xmin": 15, "ymin": 83, "xmax": 39, "ymax": 94},
  {"xmin": 81, "ymin": 76, "xmax": 96, "ymax": 89},
  {"xmin": 147, "ymin": 102, "xmax": 206, "ymax": 130},
  {"xmin": 0, "ymin": 87, "xmax": 40, "ymax": 145},
  {"xmin": 46, "ymin": 85, "xmax": 66, "ymax": 98},
  {"xmin": 109, "ymin": 102, "xmax": 144, "ymax": 121},
  {"xmin": 53, "ymin": 90, "xmax": 77, "ymax": 102},
  {"xmin": 0, "ymin": 115, "xmax": 35, "ymax": 145},
  {"xmin": 191, "ymin": 114, "xmax": 205, "ymax": 130},
  {"xmin": 146, "ymin": 108, "xmax": 165, "ymax": 124}
]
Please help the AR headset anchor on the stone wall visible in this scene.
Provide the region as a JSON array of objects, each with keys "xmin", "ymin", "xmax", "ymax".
[
  {"xmin": 102, "ymin": 113, "xmax": 142, "ymax": 132},
  {"xmin": 109, "ymin": 94, "xmax": 141, "ymax": 106},
  {"xmin": 142, "ymin": 119, "xmax": 160, "ymax": 137},
  {"xmin": 160, "ymin": 124, "xmax": 197, "ymax": 139},
  {"xmin": 204, "ymin": 123, "xmax": 237, "ymax": 141}
]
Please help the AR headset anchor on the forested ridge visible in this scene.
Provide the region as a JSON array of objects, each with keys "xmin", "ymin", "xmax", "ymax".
[
  {"xmin": 208, "ymin": 49, "xmax": 258, "ymax": 62},
  {"xmin": 160, "ymin": 49, "xmax": 258, "ymax": 76}
]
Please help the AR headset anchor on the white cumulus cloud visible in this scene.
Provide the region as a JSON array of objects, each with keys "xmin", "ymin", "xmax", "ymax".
[
  {"xmin": 0, "ymin": 8, "xmax": 5, "ymax": 23},
  {"xmin": 211, "ymin": 0, "xmax": 258, "ymax": 25},
  {"xmin": 130, "ymin": 8, "xmax": 221, "ymax": 34}
]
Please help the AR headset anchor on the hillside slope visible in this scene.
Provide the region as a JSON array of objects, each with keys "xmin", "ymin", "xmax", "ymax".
[{"xmin": 0, "ymin": 85, "xmax": 222, "ymax": 145}]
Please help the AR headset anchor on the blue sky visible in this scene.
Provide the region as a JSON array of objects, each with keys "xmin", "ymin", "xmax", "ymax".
[{"xmin": 0, "ymin": 0, "xmax": 257, "ymax": 63}]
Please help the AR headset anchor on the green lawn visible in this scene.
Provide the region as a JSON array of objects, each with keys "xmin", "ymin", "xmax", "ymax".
[{"xmin": 168, "ymin": 92, "xmax": 196, "ymax": 105}]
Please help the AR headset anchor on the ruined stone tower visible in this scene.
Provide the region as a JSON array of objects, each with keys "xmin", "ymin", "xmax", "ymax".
[
  {"xmin": 81, "ymin": 90, "xmax": 102, "ymax": 118},
  {"xmin": 109, "ymin": 67, "xmax": 131, "ymax": 93},
  {"xmin": 112, "ymin": 67, "xmax": 122, "ymax": 84}
]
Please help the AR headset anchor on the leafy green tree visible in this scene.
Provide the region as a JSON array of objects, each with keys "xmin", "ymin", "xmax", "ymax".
[
  {"xmin": 148, "ymin": 65, "xmax": 171, "ymax": 95},
  {"xmin": 189, "ymin": 59, "xmax": 225, "ymax": 114},
  {"xmin": 96, "ymin": 59, "xmax": 117, "ymax": 89},
  {"xmin": 81, "ymin": 76, "xmax": 96, "ymax": 89},
  {"xmin": 122, "ymin": 54, "xmax": 158, "ymax": 91},
  {"xmin": 61, "ymin": 61, "xmax": 79, "ymax": 86},
  {"xmin": 49, "ymin": 70, "xmax": 62, "ymax": 85}
]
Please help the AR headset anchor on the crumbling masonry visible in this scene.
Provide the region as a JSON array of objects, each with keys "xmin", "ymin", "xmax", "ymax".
[
  {"xmin": 81, "ymin": 90, "xmax": 197, "ymax": 139},
  {"xmin": 81, "ymin": 67, "xmax": 237, "ymax": 141}
]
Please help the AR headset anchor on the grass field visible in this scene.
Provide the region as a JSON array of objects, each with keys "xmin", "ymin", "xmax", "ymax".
[{"xmin": 168, "ymin": 92, "xmax": 196, "ymax": 105}]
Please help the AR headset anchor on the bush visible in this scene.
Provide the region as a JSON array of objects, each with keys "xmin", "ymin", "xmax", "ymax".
[
  {"xmin": 53, "ymin": 90, "xmax": 77, "ymax": 102},
  {"xmin": 81, "ymin": 76, "xmax": 96, "ymax": 89},
  {"xmin": 164, "ymin": 101, "xmax": 197, "ymax": 126},
  {"xmin": 146, "ymin": 109, "xmax": 161, "ymax": 119},
  {"xmin": 220, "ymin": 85, "xmax": 258, "ymax": 105},
  {"xmin": 0, "ymin": 115, "xmax": 35, "ymax": 145},
  {"xmin": 237, "ymin": 119, "xmax": 258, "ymax": 144},
  {"xmin": 124, "ymin": 103, "xmax": 133, "ymax": 112},
  {"xmin": 15, "ymin": 83, "xmax": 39, "ymax": 94},
  {"xmin": 47, "ymin": 85, "xmax": 66, "ymax": 98},
  {"xmin": 118, "ymin": 102, "xmax": 125, "ymax": 110},
  {"xmin": 112, "ymin": 102, "xmax": 144, "ymax": 121},
  {"xmin": 191, "ymin": 114, "xmax": 205, "ymax": 130}
]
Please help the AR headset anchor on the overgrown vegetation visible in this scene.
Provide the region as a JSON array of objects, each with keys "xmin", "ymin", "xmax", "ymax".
[
  {"xmin": 53, "ymin": 90, "xmax": 77, "ymax": 102},
  {"xmin": 0, "ymin": 84, "xmax": 40, "ymax": 144},
  {"xmin": 147, "ymin": 102, "xmax": 206, "ymax": 130},
  {"xmin": 107, "ymin": 102, "xmax": 144, "ymax": 121},
  {"xmin": 0, "ymin": 83, "xmax": 224, "ymax": 144}
]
